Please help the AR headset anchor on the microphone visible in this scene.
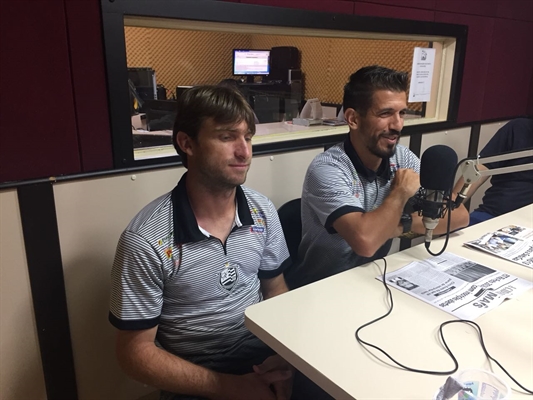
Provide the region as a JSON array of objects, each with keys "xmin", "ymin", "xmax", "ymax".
[{"xmin": 417, "ymin": 145, "xmax": 458, "ymax": 246}]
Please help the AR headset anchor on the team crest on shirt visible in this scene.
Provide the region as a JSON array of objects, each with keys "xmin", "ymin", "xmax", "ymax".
[{"xmin": 219, "ymin": 262, "xmax": 239, "ymax": 292}]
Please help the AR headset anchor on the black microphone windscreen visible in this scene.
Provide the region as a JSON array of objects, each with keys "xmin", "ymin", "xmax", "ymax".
[{"xmin": 420, "ymin": 145, "xmax": 458, "ymax": 191}]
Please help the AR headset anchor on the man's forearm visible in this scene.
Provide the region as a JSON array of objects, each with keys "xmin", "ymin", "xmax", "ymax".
[
  {"xmin": 261, "ymin": 274, "xmax": 289, "ymax": 299},
  {"xmin": 118, "ymin": 341, "xmax": 227, "ymax": 398},
  {"xmin": 334, "ymin": 186, "xmax": 409, "ymax": 257},
  {"xmin": 360, "ymin": 184, "xmax": 411, "ymax": 234}
]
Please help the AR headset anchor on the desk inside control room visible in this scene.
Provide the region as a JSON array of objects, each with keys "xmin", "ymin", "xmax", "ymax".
[{"xmin": 132, "ymin": 122, "xmax": 350, "ymax": 160}]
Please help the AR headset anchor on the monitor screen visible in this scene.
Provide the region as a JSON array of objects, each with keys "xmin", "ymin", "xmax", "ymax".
[{"xmin": 233, "ymin": 49, "xmax": 270, "ymax": 76}]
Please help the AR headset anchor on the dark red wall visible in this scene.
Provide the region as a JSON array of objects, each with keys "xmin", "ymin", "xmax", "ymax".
[
  {"xmin": 1, "ymin": 0, "xmax": 532, "ymax": 184},
  {"xmin": 0, "ymin": 0, "xmax": 112, "ymax": 184}
]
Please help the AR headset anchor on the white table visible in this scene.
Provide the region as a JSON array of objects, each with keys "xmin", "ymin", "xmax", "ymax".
[{"xmin": 245, "ymin": 205, "xmax": 533, "ymax": 399}]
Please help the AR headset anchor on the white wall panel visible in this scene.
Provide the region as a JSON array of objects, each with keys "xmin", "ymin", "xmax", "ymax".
[
  {"xmin": 0, "ymin": 190, "xmax": 46, "ymax": 400},
  {"xmin": 468, "ymin": 121, "xmax": 509, "ymax": 211},
  {"xmin": 247, "ymin": 148, "xmax": 323, "ymax": 208},
  {"xmin": 54, "ymin": 167, "xmax": 186, "ymax": 400},
  {"xmin": 399, "ymin": 134, "xmax": 410, "ymax": 149}
]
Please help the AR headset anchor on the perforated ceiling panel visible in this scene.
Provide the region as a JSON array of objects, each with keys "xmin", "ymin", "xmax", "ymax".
[{"xmin": 125, "ymin": 26, "xmax": 427, "ymax": 110}]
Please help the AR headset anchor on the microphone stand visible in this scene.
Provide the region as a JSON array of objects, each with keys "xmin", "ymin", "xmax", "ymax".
[
  {"xmin": 455, "ymin": 149, "xmax": 533, "ymax": 208},
  {"xmin": 425, "ymin": 148, "xmax": 533, "ymax": 256}
]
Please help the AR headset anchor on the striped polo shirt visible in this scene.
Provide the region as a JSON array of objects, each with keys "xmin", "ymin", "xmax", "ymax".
[
  {"xmin": 109, "ymin": 173, "xmax": 290, "ymax": 371},
  {"xmin": 287, "ymin": 136, "xmax": 420, "ymax": 288}
]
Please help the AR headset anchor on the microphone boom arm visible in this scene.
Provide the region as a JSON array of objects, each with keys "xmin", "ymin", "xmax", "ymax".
[{"xmin": 455, "ymin": 149, "xmax": 533, "ymax": 208}]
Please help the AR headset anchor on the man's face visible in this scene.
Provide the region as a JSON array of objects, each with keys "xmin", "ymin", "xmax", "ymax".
[
  {"xmin": 356, "ymin": 90, "xmax": 407, "ymax": 158},
  {"xmin": 188, "ymin": 118, "xmax": 253, "ymax": 190}
]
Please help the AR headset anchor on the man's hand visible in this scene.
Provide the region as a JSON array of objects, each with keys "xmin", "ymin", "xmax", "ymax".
[
  {"xmin": 216, "ymin": 366, "xmax": 291, "ymax": 400},
  {"xmin": 391, "ymin": 168, "xmax": 420, "ymax": 201},
  {"xmin": 253, "ymin": 355, "xmax": 294, "ymax": 400}
]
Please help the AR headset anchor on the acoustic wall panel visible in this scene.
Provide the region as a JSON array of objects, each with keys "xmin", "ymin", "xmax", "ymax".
[
  {"xmin": 358, "ymin": 0, "xmax": 436, "ymax": 10},
  {"xmin": 353, "ymin": 1, "xmax": 435, "ymax": 21},
  {"xmin": 65, "ymin": 0, "xmax": 113, "ymax": 172},
  {"xmin": 481, "ymin": 18, "xmax": 533, "ymax": 120},
  {"xmin": 435, "ymin": 12, "xmax": 495, "ymax": 123},
  {"xmin": 241, "ymin": 0, "xmax": 354, "ymax": 13},
  {"xmin": 0, "ymin": 1, "xmax": 80, "ymax": 183},
  {"xmin": 495, "ymin": 0, "xmax": 533, "ymax": 22},
  {"xmin": 125, "ymin": 27, "xmax": 251, "ymax": 95},
  {"xmin": 434, "ymin": 0, "xmax": 498, "ymax": 18},
  {"xmin": 0, "ymin": 190, "xmax": 47, "ymax": 400},
  {"xmin": 126, "ymin": 26, "xmax": 427, "ymax": 111},
  {"xmin": 251, "ymin": 34, "xmax": 426, "ymax": 110}
]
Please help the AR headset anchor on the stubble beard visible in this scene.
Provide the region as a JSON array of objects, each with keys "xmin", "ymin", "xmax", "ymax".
[
  {"xmin": 368, "ymin": 134, "xmax": 398, "ymax": 159},
  {"xmin": 200, "ymin": 163, "xmax": 249, "ymax": 192}
]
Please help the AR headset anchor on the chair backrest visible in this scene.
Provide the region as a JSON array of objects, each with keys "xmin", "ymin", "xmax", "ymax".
[{"xmin": 277, "ymin": 198, "xmax": 302, "ymax": 262}]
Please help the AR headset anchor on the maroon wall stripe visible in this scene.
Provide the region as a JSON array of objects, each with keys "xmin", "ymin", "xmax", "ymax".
[
  {"xmin": 353, "ymin": 1, "xmax": 435, "ymax": 21},
  {"xmin": 481, "ymin": 18, "xmax": 533, "ymax": 120},
  {"xmin": 435, "ymin": 12, "xmax": 495, "ymax": 123},
  {"xmin": 240, "ymin": 0, "xmax": 354, "ymax": 14},
  {"xmin": 65, "ymin": 0, "xmax": 113, "ymax": 173},
  {"xmin": 0, "ymin": 1, "xmax": 80, "ymax": 183}
]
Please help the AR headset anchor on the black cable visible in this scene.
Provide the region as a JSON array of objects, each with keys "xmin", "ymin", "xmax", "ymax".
[
  {"xmin": 355, "ymin": 258, "xmax": 533, "ymax": 393},
  {"xmin": 355, "ymin": 257, "xmax": 458, "ymax": 375},
  {"xmin": 438, "ymin": 320, "xmax": 533, "ymax": 394}
]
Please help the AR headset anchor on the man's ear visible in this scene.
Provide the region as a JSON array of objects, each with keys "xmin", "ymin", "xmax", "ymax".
[
  {"xmin": 344, "ymin": 108, "xmax": 359, "ymax": 130},
  {"xmin": 176, "ymin": 131, "xmax": 194, "ymax": 157}
]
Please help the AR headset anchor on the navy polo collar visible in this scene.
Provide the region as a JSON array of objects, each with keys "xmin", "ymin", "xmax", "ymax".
[
  {"xmin": 171, "ymin": 173, "xmax": 254, "ymax": 244},
  {"xmin": 343, "ymin": 136, "xmax": 392, "ymax": 183}
]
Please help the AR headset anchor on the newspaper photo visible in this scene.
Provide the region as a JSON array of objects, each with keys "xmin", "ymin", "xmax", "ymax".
[
  {"xmin": 464, "ymin": 225, "xmax": 533, "ymax": 269},
  {"xmin": 378, "ymin": 252, "xmax": 532, "ymax": 320}
]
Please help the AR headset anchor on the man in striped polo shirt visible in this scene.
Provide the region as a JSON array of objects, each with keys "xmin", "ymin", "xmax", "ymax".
[
  {"xmin": 109, "ymin": 86, "xmax": 293, "ymax": 399},
  {"xmin": 287, "ymin": 66, "xmax": 469, "ymax": 289}
]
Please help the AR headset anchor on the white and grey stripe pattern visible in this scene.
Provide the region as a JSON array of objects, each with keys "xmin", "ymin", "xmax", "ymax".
[
  {"xmin": 289, "ymin": 139, "xmax": 420, "ymax": 288},
  {"xmin": 109, "ymin": 174, "xmax": 289, "ymax": 368}
]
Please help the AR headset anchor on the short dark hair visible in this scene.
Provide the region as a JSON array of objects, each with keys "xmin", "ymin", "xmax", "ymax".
[
  {"xmin": 172, "ymin": 85, "xmax": 256, "ymax": 167},
  {"xmin": 343, "ymin": 65, "xmax": 408, "ymax": 116}
]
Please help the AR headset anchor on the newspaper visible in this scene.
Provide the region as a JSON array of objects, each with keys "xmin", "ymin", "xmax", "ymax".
[
  {"xmin": 378, "ymin": 252, "xmax": 532, "ymax": 320},
  {"xmin": 464, "ymin": 225, "xmax": 533, "ymax": 269}
]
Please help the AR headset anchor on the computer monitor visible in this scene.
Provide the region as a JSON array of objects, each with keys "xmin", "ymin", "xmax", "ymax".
[{"xmin": 233, "ymin": 49, "xmax": 270, "ymax": 83}]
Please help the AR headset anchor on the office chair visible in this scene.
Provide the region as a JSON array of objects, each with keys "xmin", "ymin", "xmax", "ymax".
[{"xmin": 277, "ymin": 198, "xmax": 302, "ymax": 263}]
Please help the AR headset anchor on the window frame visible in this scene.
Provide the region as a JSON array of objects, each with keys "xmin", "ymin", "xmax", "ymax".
[{"xmin": 101, "ymin": 0, "xmax": 467, "ymax": 168}]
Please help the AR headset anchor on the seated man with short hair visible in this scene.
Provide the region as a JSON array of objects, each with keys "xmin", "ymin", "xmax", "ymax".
[
  {"xmin": 109, "ymin": 86, "xmax": 292, "ymax": 400},
  {"xmin": 286, "ymin": 65, "xmax": 469, "ymax": 289}
]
